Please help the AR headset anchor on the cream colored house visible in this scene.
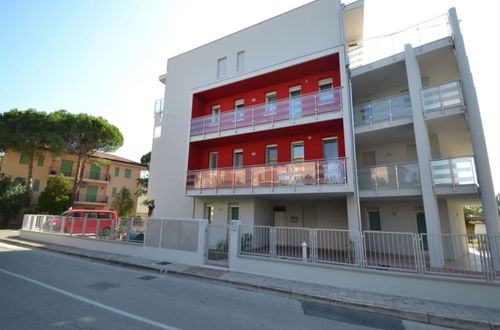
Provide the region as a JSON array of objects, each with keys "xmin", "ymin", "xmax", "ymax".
[{"xmin": 0, "ymin": 150, "xmax": 144, "ymax": 213}]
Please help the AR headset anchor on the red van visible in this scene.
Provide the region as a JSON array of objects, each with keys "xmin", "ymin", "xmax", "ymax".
[{"xmin": 52, "ymin": 210, "xmax": 118, "ymax": 236}]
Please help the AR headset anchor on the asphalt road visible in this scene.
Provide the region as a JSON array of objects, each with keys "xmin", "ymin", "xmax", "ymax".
[{"xmin": 0, "ymin": 242, "xmax": 451, "ymax": 330}]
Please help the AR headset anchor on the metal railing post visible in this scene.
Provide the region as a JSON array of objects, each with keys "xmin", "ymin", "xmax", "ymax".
[
  {"xmin": 316, "ymin": 161, "xmax": 320, "ymax": 188},
  {"xmin": 374, "ymin": 167, "xmax": 378, "ymax": 191},
  {"xmin": 369, "ymin": 105, "xmax": 373, "ymax": 126},
  {"xmin": 232, "ymin": 168, "xmax": 236, "ymax": 192},
  {"xmin": 314, "ymin": 93, "xmax": 318, "ymax": 119},
  {"xmin": 270, "ymin": 227, "xmax": 276, "ymax": 258},
  {"xmin": 96, "ymin": 218, "xmax": 101, "ymax": 238},
  {"xmin": 70, "ymin": 217, "xmax": 75, "ymax": 236},
  {"xmin": 388, "ymin": 97, "xmax": 393, "ymax": 122},
  {"xmin": 395, "ymin": 164, "xmax": 400, "ymax": 192},
  {"xmin": 250, "ymin": 167, "xmax": 254, "ymax": 192},
  {"xmin": 271, "ymin": 164, "xmax": 274, "ymax": 192},
  {"xmin": 252, "ymin": 107, "xmax": 255, "ymax": 130},
  {"xmin": 82, "ymin": 217, "xmax": 87, "ymax": 237},
  {"xmin": 449, "ymin": 158, "xmax": 456, "ymax": 190}
]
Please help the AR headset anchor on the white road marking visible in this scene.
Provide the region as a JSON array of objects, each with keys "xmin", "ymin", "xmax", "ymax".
[{"xmin": 0, "ymin": 268, "xmax": 181, "ymax": 330}]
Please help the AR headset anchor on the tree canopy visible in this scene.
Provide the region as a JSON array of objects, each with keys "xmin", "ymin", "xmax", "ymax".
[
  {"xmin": 111, "ymin": 187, "xmax": 134, "ymax": 217},
  {"xmin": 0, "ymin": 174, "xmax": 30, "ymax": 227},
  {"xmin": 50, "ymin": 110, "xmax": 124, "ymax": 205},
  {"xmin": 0, "ymin": 109, "xmax": 64, "ymax": 195},
  {"xmin": 37, "ymin": 175, "xmax": 72, "ymax": 215}
]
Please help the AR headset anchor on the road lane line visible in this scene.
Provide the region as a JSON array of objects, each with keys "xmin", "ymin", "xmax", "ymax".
[{"xmin": 0, "ymin": 268, "xmax": 181, "ymax": 330}]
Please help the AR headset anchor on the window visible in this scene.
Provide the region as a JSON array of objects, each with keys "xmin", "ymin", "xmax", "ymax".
[
  {"xmin": 318, "ymin": 78, "xmax": 334, "ymax": 103},
  {"xmin": 33, "ymin": 179, "xmax": 40, "ymax": 192},
  {"xmin": 237, "ymin": 51, "xmax": 245, "ymax": 72},
  {"xmin": 289, "ymin": 86, "xmax": 302, "ymax": 117},
  {"xmin": 323, "ymin": 137, "xmax": 338, "ymax": 159},
  {"xmin": 234, "ymin": 99, "xmax": 245, "ymax": 120},
  {"xmin": 89, "ymin": 164, "xmax": 101, "ymax": 180},
  {"xmin": 228, "ymin": 203, "xmax": 239, "ymax": 221},
  {"xmin": 114, "ymin": 167, "xmax": 120, "ymax": 177},
  {"xmin": 112, "ymin": 187, "xmax": 117, "ymax": 198},
  {"xmin": 362, "ymin": 151, "xmax": 376, "ymax": 167},
  {"xmin": 266, "ymin": 145, "xmax": 278, "ymax": 165},
  {"xmin": 211, "ymin": 105, "xmax": 220, "ymax": 123},
  {"xmin": 37, "ymin": 156, "xmax": 45, "ymax": 167},
  {"xmin": 291, "ymin": 142, "xmax": 304, "ymax": 162},
  {"xmin": 217, "ymin": 57, "xmax": 227, "ymax": 78},
  {"xmin": 233, "ymin": 149, "xmax": 243, "ymax": 168},
  {"xmin": 97, "ymin": 212, "xmax": 112, "ymax": 219},
  {"xmin": 209, "ymin": 152, "xmax": 218, "ymax": 169},
  {"xmin": 61, "ymin": 160, "xmax": 74, "ymax": 177},
  {"xmin": 368, "ymin": 210, "xmax": 381, "ymax": 231},
  {"xmin": 265, "ymin": 91, "xmax": 277, "ymax": 113},
  {"xmin": 124, "ymin": 168, "xmax": 132, "ymax": 179},
  {"xmin": 204, "ymin": 204, "xmax": 214, "ymax": 224},
  {"xmin": 86, "ymin": 186, "xmax": 98, "ymax": 202},
  {"xmin": 19, "ymin": 152, "xmax": 31, "ymax": 165}
]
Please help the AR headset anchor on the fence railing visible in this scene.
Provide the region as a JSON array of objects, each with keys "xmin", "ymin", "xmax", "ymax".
[
  {"xmin": 190, "ymin": 88, "xmax": 342, "ymax": 137},
  {"xmin": 238, "ymin": 225, "xmax": 500, "ymax": 281},
  {"xmin": 348, "ymin": 14, "xmax": 450, "ymax": 69},
  {"xmin": 358, "ymin": 162, "xmax": 420, "ymax": 191},
  {"xmin": 353, "ymin": 93, "xmax": 412, "ymax": 127},
  {"xmin": 187, "ymin": 158, "xmax": 347, "ymax": 192},
  {"xmin": 49, "ymin": 167, "xmax": 111, "ymax": 182},
  {"xmin": 430, "ymin": 156, "xmax": 477, "ymax": 189},
  {"xmin": 75, "ymin": 193, "xmax": 108, "ymax": 204},
  {"xmin": 22, "ymin": 214, "xmax": 145, "ymax": 243},
  {"xmin": 421, "ymin": 81, "xmax": 464, "ymax": 114}
]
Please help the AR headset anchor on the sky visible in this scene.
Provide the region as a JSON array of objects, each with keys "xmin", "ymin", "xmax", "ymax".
[{"xmin": 0, "ymin": 0, "xmax": 499, "ymax": 192}]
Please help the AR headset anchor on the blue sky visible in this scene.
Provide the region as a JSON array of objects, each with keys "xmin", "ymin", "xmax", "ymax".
[{"xmin": 1, "ymin": 0, "xmax": 499, "ymax": 192}]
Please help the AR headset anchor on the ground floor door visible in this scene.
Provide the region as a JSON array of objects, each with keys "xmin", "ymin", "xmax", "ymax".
[{"xmin": 416, "ymin": 212, "xmax": 428, "ymax": 251}]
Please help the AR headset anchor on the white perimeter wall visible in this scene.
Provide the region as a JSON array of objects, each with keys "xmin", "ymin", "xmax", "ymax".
[{"xmin": 149, "ymin": 0, "xmax": 343, "ymax": 218}]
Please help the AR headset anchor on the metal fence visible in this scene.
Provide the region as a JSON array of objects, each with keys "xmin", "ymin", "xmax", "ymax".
[
  {"xmin": 238, "ymin": 225, "xmax": 500, "ymax": 281},
  {"xmin": 22, "ymin": 214, "xmax": 145, "ymax": 243},
  {"xmin": 207, "ymin": 224, "xmax": 229, "ymax": 265}
]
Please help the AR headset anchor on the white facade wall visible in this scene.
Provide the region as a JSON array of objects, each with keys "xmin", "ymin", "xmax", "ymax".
[{"xmin": 149, "ymin": 0, "xmax": 344, "ymax": 218}]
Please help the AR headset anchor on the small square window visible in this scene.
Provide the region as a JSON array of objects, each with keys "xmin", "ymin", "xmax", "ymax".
[
  {"xmin": 124, "ymin": 169, "xmax": 132, "ymax": 179},
  {"xmin": 217, "ymin": 57, "xmax": 227, "ymax": 78},
  {"xmin": 114, "ymin": 167, "xmax": 120, "ymax": 177},
  {"xmin": 19, "ymin": 152, "xmax": 31, "ymax": 165}
]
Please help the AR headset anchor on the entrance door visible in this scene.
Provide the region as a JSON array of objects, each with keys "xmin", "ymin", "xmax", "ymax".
[
  {"xmin": 302, "ymin": 205, "xmax": 318, "ymax": 228},
  {"xmin": 273, "ymin": 206, "xmax": 287, "ymax": 227},
  {"xmin": 416, "ymin": 212, "xmax": 428, "ymax": 250}
]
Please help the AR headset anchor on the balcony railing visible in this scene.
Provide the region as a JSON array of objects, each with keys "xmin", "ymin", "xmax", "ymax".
[
  {"xmin": 353, "ymin": 92, "xmax": 412, "ymax": 127},
  {"xmin": 75, "ymin": 192, "xmax": 108, "ymax": 204},
  {"xmin": 430, "ymin": 156, "xmax": 477, "ymax": 189},
  {"xmin": 186, "ymin": 158, "xmax": 347, "ymax": 191},
  {"xmin": 190, "ymin": 88, "xmax": 342, "ymax": 137},
  {"xmin": 358, "ymin": 162, "xmax": 420, "ymax": 191},
  {"xmin": 49, "ymin": 167, "xmax": 110, "ymax": 182},
  {"xmin": 421, "ymin": 81, "xmax": 464, "ymax": 114},
  {"xmin": 348, "ymin": 14, "xmax": 450, "ymax": 69}
]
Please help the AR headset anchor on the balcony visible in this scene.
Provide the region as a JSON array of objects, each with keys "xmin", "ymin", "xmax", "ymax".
[
  {"xmin": 430, "ymin": 156, "xmax": 478, "ymax": 194},
  {"xmin": 49, "ymin": 167, "xmax": 110, "ymax": 182},
  {"xmin": 190, "ymin": 88, "xmax": 342, "ymax": 140},
  {"xmin": 348, "ymin": 14, "xmax": 449, "ymax": 69},
  {"xmin": 358, "ymin": 162, "xmax": 421, "ymax": 197},
  {"xmin": 186, "ymin": 158, "xmax": 347, "ymax": 196},
  {"xmin": 74, "ymin": 192, "xmax": 108, "ymax": 205},
  {"xmin": 353, "ymin": 92, "xmax": 412, "ymax": 132},
  {"xmin": 421, "ymin": 81, "xmax": 464, "ymax": 118}
]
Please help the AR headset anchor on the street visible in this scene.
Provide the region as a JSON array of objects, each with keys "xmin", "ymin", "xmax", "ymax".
[{"xmin": 0, "ymin": 242, "xmax": 450, "ymax": 330}]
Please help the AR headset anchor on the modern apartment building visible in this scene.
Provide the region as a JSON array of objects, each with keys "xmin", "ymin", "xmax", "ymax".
[
  {"xmin": 1, "ymin": 150, "xmax": 143, "ymax": 212},
  {"xmin": 149, "ymin": 0, "xmax": 499, "ymax": 270}
]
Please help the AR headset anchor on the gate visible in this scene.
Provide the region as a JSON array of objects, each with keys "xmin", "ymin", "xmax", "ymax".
[{"xmin": 206, "ymin": 224, "xmax": 229, "ymax": 267}]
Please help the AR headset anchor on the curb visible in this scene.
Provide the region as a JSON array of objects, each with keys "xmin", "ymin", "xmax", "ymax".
[{"xmin": 0, "ymin": 237, "xmax": 496, "ymax": 329}]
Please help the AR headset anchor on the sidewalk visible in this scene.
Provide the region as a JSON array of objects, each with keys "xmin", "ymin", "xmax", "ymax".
[{"xmin": 1, "ymin": 230, "xmax": 499, "ymax": 330}]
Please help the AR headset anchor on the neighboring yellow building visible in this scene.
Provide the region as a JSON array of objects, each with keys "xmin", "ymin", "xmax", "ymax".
[{"xmin": 0, "ymin": 150, "xmax": 144, "ymax": 213}]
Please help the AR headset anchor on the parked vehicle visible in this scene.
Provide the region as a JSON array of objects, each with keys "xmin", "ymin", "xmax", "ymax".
[{"xmin": 50, "ymin": 210, "xmax": 118, "ymax": 236}]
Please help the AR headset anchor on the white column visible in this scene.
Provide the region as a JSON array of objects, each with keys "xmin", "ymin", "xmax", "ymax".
[
  {"xmin": 405, "ymin": 44, "xmax": 445, "ymax": 267},
  {"xmin": 448, "ymin": 8, "xmax": 500, "ymax": 270},
  {"xmin": 228, "ymin": 220, "xmax": 241, "ymax": 270}
]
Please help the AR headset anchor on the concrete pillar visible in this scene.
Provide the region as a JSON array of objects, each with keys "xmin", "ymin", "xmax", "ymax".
[
  {"xmin": 448, "ymin": 8, "xmax": 500, "ymax": 270},
  {"xmin": 339, "ymin": 45, "xmax": 362, "ymax": 233},
  {"xmin": 404, "ymin": 44, "xmax": 445, "ymax": 267},
  {"xmin": 228, "ymin": 220, "xmax": 241, "ymax": 270}
]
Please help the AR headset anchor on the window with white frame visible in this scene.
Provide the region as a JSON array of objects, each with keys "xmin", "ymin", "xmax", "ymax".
[
  {"xmin": 237, "ymin": 51, "xmax": 245, "ymax": 72},
  {"xmin": 266, "ymin": 145, "xmax": 278, "ymax": 165},
  {"xmin": 217, "ymin": 57, "xmax": 227, "ymax": 78},
  {"xmin": 209, "ymin": 152, "xmax": 218, "ymax": 169},
  {"xmin": 265, "ymin": 91, "xmax": 277, "ymax": 113},
  {"xmin": 289, "ymin": 86, "xmax": 302, "ymax": 117},
  {"xmin": 291, "ymin": 141, "xmax": 304, "ymax": 162},
  {"xmin": 318, "ymin": 78, "xmax": 334, "ymax": 103},
  {"xmin": 322, "ymin": 137, "xmax": 338, "ymax": 159},
  {"xmin": 228, "ymin": 203, "xmax": 239, "ymax": 221},
  {"xmin": 233, "ymin": 149, "xmax": 243, "ymax": 168},
  {"xmin": 234, "ymin": 99, "xmax": 244, "ymax": 120},
  {"xmin": 211, "ymin": 105, "xmax": 220, "ymax": 123}
]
